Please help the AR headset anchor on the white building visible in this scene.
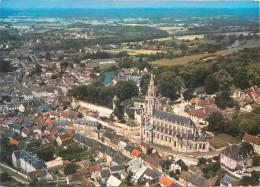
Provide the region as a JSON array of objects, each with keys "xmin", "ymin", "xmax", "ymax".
[{"xmin": 12, "ymin": 150, "xmax": 45, "ymax": 173}]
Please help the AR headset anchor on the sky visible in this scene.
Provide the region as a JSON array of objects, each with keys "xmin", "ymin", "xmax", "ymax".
[{"xmin": 1, "ymin": 0, "xmax": 259, "ymax": 9}]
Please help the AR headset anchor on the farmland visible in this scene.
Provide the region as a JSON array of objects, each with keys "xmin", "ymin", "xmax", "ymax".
[{"xmin": 149, "ymin": 39, "xmax": 260, "ymax": 67}]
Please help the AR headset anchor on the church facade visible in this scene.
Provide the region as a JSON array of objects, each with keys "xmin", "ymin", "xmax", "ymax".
[{"xmin": 136, "ymin": 74, "xmax": 210, "ymax": 153}]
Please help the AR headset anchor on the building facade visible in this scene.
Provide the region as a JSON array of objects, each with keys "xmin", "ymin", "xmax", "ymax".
[{"xmin": 137, "ymin": 74, "xmax": 209, "ymax": 153}]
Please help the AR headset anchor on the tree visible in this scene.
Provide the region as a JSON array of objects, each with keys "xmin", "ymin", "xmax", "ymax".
[
  {"xmin": 115, "ymin": 81, "xmax": 139, "ymax": 101},
  {"xmin": 213, "ymin": 69, "xmax": 233, "ymax": 91},
  {"xmin": 183, "ymin": 88, "xmax": 194, "ymax": 101},
  {"xmin": 204, "ymin": 75, "xmax": 219, "ymax": 94},
  {"xmin": 198, "ymin": 157, "xmax": 207, "ymax": 166},
  {"xmin": 252, "ymin": 156, "xmax": 259, "ymax": 166},
  {"xmin": 0, "ymin": 172, "xmax": 11, "ymax": 182},
  {"xmin": 215, "ymin": 91, "xmax": 235, "ymax": 109},
  {"xmin": 158, "ymin": 71, "xmax": 183, "ymax": 100},
  {"xmin": 234, "ymin": 67, "xmax": 249, "ymax": 90},
  {"xmin": 37, "ymin": 149, "xmax": 54, "ymax": 162},
  {"xmin": 64, "ymin": 163, "xmax": 78, "ymax": 175},
  {"xmin": 0, "ymin": 59, "xmax": 11, "ymax": 72},
  {"xmin": 241, "ymin": 142, "xmax": 254, "ymax": 154},
  {"xmin": 207, "ymin": 112, "xmax": 225, "ymax": 133}
]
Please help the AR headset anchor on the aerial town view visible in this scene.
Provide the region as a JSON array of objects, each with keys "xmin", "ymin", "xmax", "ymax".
[{"xmin": 0, "ymin": 0, "xmax": 259, "ymax": 186}]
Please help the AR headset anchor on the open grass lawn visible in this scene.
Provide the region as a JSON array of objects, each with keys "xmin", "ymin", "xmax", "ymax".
[
  {"xmin": 149, "ymin": 39, "xmax": 259, "ymax": 67},
  {"xmin": 216, "ymin": 133, "xmax": 241, "ymax": 144},
  {"xmin": 209, "ymin": 137, "xmax": 228, "ymax": 149}
]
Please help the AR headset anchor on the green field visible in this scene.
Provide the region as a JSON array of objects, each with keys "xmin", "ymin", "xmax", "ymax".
[
  {"xmin": 149, "ymin": 39, "xmax": 259, "ymax": 67},
  {"xmin": 0, "ymin": 164, "xmax": 28, "ymax": 183},
  {"xmin": 216, "ymin": 133, "xmax": 241, "ymax": 144},
  {"xmin": 209, "ymin": 137, "xmax": 228, "ymax": 149}
]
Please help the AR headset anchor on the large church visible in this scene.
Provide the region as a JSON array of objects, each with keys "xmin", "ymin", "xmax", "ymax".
[{"xmin": 135, "ymin": 74, "xmax": 210, "ymax": 153}]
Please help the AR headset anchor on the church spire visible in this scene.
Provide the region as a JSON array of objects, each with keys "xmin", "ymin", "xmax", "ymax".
[{"xmin": 147, "ymin": 73, "xmax": 157, "ymax": 116}]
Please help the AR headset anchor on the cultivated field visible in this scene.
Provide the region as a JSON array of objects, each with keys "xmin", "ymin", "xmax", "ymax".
[
  {"xmin": 158, "ymin": 26, "xmax": 185, "ymax": 31},
  {"xmin": 104, "ymin": 49, "xmax": 165, "ymax": 55},
  {"xmin": 176, "ymin": 34, "xmax": 205, "ymax": 40},
  {"xmin": 209, "ymin": 137, "xmax": 228, "ymax": 149},
  {"xmin": 216, "ymin": 133, "xmax": 241, "ymax": 144},
  {"xmin": 150, "ymin": 39, "xmax": 259, "ymax": 67}
]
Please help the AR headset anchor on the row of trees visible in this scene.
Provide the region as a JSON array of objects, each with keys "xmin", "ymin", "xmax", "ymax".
[
  {"xmin": 68, "ymin": 81, "xmax": 139, "ymax": 120},
  {"xmin": 155, "ymin": 47, "xmax": 259, "ymax": 96},
  {"xmin": 207, "ymin": 106, "xmax": 260, "ymax": 137}
]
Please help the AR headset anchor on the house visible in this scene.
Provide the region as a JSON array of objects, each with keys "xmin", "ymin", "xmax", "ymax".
[
  {"xmin": 117, "ymin": 141, "xmax": 127, "ymax": 152},
  {"xmin": 220, "ymin": 144, "xmax": 253, "ymax": 170},
  {"xmin": 89, "ymin": 164, "xmax": 101, "ymax": 173},
  {"xmin": 159, "ymin": 175, "xmax": 174, "ymax": 187},
  {"xmin": 195, "ymin": 97, "xmax": 216, "ymax": 110},
  {"xmin": 187, "ymin": 173, "xmax": 205, "ymax": 186},
  {"xmin": 109, "ymin": 164, "xmax": 125, "ymax": 174},
  {"xmin": 66, "ymin": 172, "xmax": 90, "ymax": 185},
  {"xmin": 189, "ymin": 97, "xmax": 201, "ymax": 104},
  {"xmin": 18, "ymin": 104, "xmax": 25, "ymax": 112},
  {"xmin": 106, "ymin": 175, "xmax": 123, "ymax": 186},
  {"xmin": 100, "ymin": 169, "xmax": 111, "ymax": 183},
  {"xmin": 189, "ymin": 108, "xmax": 208, "ymax": 125},
  {"xmin": 112, "ymin": 154, "xmax": 126, "ymax": 165},
  {"xmin": 144, "ymin": 155, "xmax": 161, "ymax": 170},
  {"xmin": 120, "ymin": 170, "xmax": 128, "ymax": 180},
  {"xmin": 9, "ymin": 124, "xmax": 23, "ymax": 134},
  {"xmin": 131, "ymin": 149, "xmax": 141, "ymax": 158},
  {"xmin": 21, "ymin": 127, "xmax": 30, "ymax": 137},
  {"xmin": 12, "ymin": 150, "xmax": 46, "ymax": 172},
  {"xmin": 143, "ymin": 168, "xmax": 162, "ymax": 185},
  {"xmin": 244, "ymin": 103, "xmax": 258, "ymax": 112},
  {"xmin": 243, "ymin": 133, "xmax": 260, "ymax": 155},
  {"xmin": 9, "ymin": 138, "xmax": 19, "ymax": 146},
  {"xmin": 28, "ymin": 168, "xmax": 54, "ymax": 181},
  {"xmin": 140, "ymin": 141, "xmax": 153, "ymax": 154},
  {"xmin": 123, "ymin": 144, "xmax": 134, "ymax": 157},
  {"xmin": 56, "ymin": 133, "xmax": 72, "ymax": 146},
  {"xmin": 127, "ymin": 159, "xmax": 147, "ymax": 182},
  {"xmin": 220, "ymin": 174, "xmax": 236, "ymax": 187}
]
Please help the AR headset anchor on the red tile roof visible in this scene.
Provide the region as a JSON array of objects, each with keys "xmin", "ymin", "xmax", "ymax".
[
  {"xmin": 243, "ymin": 133, "xmax": 260, "ymax": 146},
  {"xmin": 132, "ymin": 149, "xmax": 141, "ymax": 157},
  {"xmin": 89, "ymin": 165, "xmax": 101, "ymax": 172},
  {"xmin": 189, "ymin": 109, "xmax": 206, "ymax": 119},
  {"xmin": 160, "ymin": 175, "xmax": 173, "ymax": 187},
  {"xmin": 189, "ymin": 98, "xmax": 201, "ymax": 104},
  {"xmin": 9, "ymin": 138, "xmax": 19, "ymax": 145}
]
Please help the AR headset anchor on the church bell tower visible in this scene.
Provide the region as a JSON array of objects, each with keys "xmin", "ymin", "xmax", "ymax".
[{"xmin": 147, "ymin": 73, "xmax": 157, "ymax": 116}]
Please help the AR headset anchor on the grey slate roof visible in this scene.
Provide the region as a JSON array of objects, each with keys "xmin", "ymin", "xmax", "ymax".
[
  {"xmin": 187, "ymin": 173, "xmax": 205, "ymax": 186},
  {"xmin": 221, "ymin": 144, "xmax": 251, "ymax": 161},
  {"xmin": 101, "ymin": 169, "xmax": 111, "ymax": 179},
  {"xmin": 13, "ymin": 150, "xmax": 45, "ymax": 169},
  {"xmin": 109, "ymin": 164, "xmax": 125, "ymax": 172},
  {"xmin": 220, "ymin": 174, "xmax": 235, "ymax": 186},
  {"xmin": 112, "ymin": 154, "xmax": 125, "ymax": 165},
  {"xmin": 154, "ymin": 109, "xmax": 194, "ymax": 127}
]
